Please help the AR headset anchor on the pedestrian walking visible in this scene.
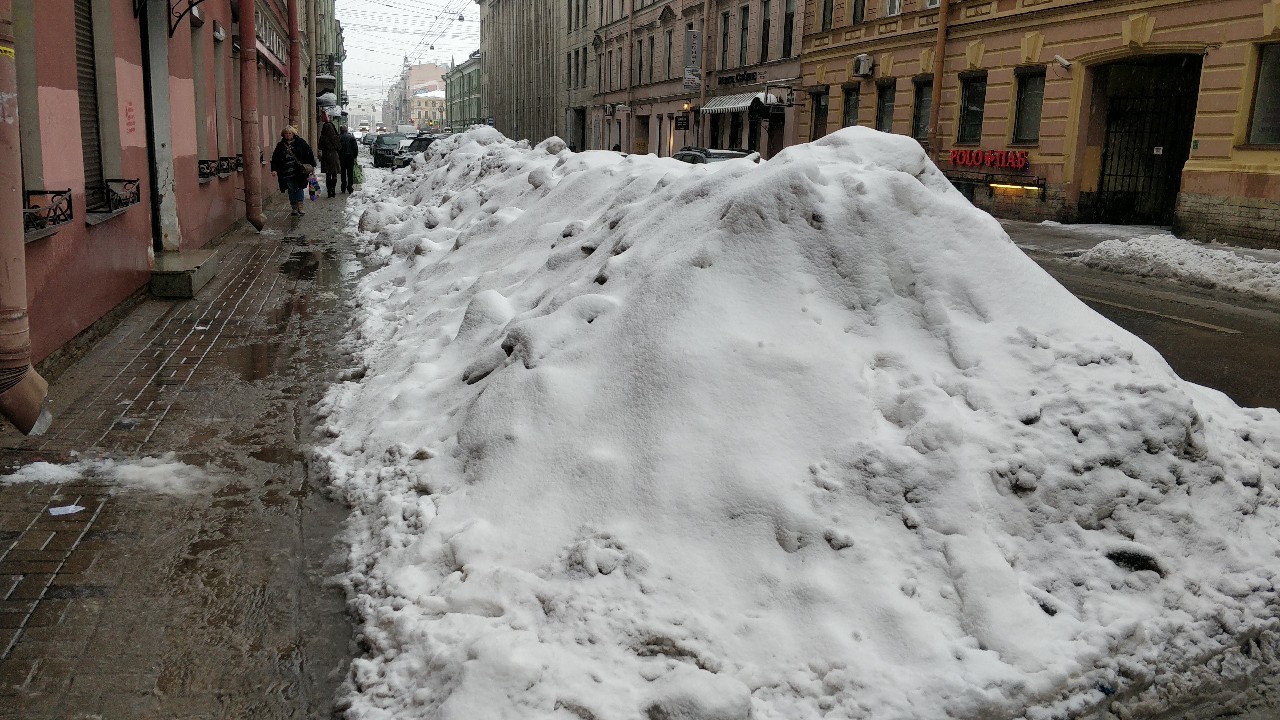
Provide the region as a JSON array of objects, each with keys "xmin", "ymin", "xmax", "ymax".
[
  {"xmin": 269, "ymin": 125, "xmax": 316, "ymax": 217},
  {"xmin": 339, "ymin": 124, "xmax": 359, "ymax": 193},
  {"xmin": 319, "ymin": 118, "xmax": 342, "ymax": 198}
]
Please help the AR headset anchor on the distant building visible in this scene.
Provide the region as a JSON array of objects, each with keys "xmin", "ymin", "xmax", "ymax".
[
  {"xmin": 385, "ymin": 62, "xmax": 448, "ymax": 127},
  {"xmin": 478, "ymin": 0, "xmax": 558, "ymax": 141},
  {"xmin": 411, "ymin": 91, "xmax": 447, "ymax": 132},
  {"xmin": 444, "ymin": 52, "xmax": 485, "ymax": 131}
]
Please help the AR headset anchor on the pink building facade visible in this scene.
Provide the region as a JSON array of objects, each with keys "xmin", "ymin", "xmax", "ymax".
[{"xmin": 14, "ymin": 0, "xmax": 299, "ymax": 362}]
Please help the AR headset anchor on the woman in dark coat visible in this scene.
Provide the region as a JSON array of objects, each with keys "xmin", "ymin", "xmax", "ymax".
[
  {"xmin": 269, "ymin": 125, "xmax": 316, "ymax": 216},
  {"xmin": 318, "ymin": 119, "xmax": 342, "ymax": 198}
]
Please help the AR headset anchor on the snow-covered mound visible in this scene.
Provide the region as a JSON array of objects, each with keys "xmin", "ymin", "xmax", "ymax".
[
  {"xmin": 1078, "ymin": 235, "xmax": 1280, "ymax": 303},
  {"xmin": 318, "ymin": 126, "xmax": 1280, "ymax": 720}
]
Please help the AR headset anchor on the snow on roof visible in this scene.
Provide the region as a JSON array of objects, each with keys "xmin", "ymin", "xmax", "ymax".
[{"xmin": 322, "ymin": 126, "xmax": 1280, "ymax": 720}]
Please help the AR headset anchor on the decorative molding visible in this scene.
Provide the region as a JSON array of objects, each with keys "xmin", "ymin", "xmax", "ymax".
[
  {"xmin": 964, "ymin": 2, "xmax": 993, "ymax": 18},
  {"xmin": 919, "ymin": 48, "xmax": 934, "ymax": 73},
  {"xmin": 816, "ymin": 63, "xmax": 827, "ymax": 84},
  {"xmin": 879, "ymin": 53, "xmax": 895, "ymax": 76},
  {"xmin": 1122, "ymin": 13, "xmax": 1156, "ymax": 48},
  {"xmin": 1265, "ymin": 0, "xmax": 1280, "ymax": 36},
  {"xmin": 659, "ymin": 5, "xmax": 676, "ymax": 23},
  {"xmin": 1021, "ymin": 31, "xmax": 1044, "ymax": 64},
  {"xmin": 966, "ymin": 40, "xmax": 985, "ymax": 70}
]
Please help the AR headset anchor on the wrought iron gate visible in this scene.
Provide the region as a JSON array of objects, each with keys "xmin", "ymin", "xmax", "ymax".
[{"xmin": 1096, "ymin": 79, "xmax": 1199, "ymax": 225}]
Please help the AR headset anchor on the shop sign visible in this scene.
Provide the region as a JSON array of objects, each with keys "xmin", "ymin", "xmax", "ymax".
[
  {"xmin": 683, "ymin": 67, "xmax": 701, "ymax": 89},
  {"xmin": 950, "ymin": 148, "xmax": 1030, "ymax": 171},
  {"xmin": 675, "ymin": 113, "xmax": 690, "ymax": 130},
  {"xmin": 718, "ymin": 71, "xmax": 760, "ymax": 87}
]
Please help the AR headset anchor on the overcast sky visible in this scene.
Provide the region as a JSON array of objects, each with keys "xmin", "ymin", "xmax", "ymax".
[{"xmin": 336, "ymin": 0, "xmax": 480, "ymax": 104}]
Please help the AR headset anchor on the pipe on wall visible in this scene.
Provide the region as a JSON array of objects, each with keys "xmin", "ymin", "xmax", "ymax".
[
  {"xmin": 926, "ymin": 0, "xmax": 951, "ymax": 162},
  {"xmin": 238, "ymin": 0, "xmax": 265, "ymax": 231},
  {"xmin": 0, "ymin": 0, "xmax": 51, "ymax": 435},
  {"xmin": 288, "ymin": 0, "xmax": 300, "ymax": 126}
]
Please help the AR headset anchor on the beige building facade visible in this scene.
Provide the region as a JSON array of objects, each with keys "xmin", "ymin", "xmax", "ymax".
[
  {"xmin": 799, "ymin": 0, "xmax": 1280, "ymax": 245},
  {"xmin": 479, "ymin": 0, "xmax": 562, "ymax": 142},
  {"xmin": 594, "ymin": 0, "xmax": 806, "ymax": 158}
]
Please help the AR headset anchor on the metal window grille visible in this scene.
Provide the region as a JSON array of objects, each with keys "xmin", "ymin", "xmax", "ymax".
[{"xmin": 75, "ymin": 0, "xmax": 107, "ymax": 212}]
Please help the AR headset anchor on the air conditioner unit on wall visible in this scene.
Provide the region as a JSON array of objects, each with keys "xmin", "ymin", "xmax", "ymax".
[{"xmin": 853, "ymin": 54, "xmax": 875, "ymax": 77}]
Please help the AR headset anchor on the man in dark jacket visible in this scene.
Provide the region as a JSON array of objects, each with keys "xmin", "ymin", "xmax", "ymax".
[
  {"xmin": 339, "ymin": 125, "xmax": 360, "ymax": 193},
  {"xmin": 318, "ymin": 119, "xmax": 342, "ymax": 198}
]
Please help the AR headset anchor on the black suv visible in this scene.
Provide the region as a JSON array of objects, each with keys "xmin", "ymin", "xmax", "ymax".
[
  {"xmin": 394, "ymin": 135, "xmax": 436, "ymax": 169},
  {"xmin": 672, "ymin": 147, "xmax": 758, "ymax": 164},
  {"xmin": 372, "ymin": 133, "xmax": 405, "ymax": 168}
]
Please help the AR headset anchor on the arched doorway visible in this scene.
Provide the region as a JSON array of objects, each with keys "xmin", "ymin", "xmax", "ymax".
[{"xmin": 1085, "ymin": 54, "xmax": 1202, "ymax": 225}]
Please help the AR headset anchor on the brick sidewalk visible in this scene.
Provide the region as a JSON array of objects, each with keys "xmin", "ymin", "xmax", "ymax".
[{"xmin": 0, "ymin": 194, "xmax": 364, "ymax": 720}]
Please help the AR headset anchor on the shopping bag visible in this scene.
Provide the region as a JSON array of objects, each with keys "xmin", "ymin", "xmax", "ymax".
[{"xmin": 354, "ymin": 164, "xmax": 364, "ymax": 184}]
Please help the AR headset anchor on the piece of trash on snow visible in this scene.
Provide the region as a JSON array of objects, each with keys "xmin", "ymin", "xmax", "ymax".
[
  {"xmin": 194, "ymin": 325, "xmax": 210, "ymax": 331},
  {"xmin": 48, "ymin": 505, "xmax": 85, "ymax": 516}
]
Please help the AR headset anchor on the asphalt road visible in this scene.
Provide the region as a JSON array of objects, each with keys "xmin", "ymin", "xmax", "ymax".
[{"xmin": 1003, "ymin": 220, "xmax": 1280, "ymax": 411}]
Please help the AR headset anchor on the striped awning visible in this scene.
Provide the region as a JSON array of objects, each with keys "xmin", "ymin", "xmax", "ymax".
[{"xmin": 701, "ymin": 91, "xmax": 780, "ymax": 114}]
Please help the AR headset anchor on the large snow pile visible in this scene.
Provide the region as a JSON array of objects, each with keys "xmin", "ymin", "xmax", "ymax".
[
  {"xmin": 318, "ymin": 126, "xmax": 1280, "ymax": 720},
  {"xmin": 1078, "ymin": 235, "xmax": 1280, "ymax": 303}
]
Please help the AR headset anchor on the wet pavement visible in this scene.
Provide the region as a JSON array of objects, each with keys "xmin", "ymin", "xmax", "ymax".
[{"xmin": 0, "ymin": 191, "xmax": 368, "ymax": 719}]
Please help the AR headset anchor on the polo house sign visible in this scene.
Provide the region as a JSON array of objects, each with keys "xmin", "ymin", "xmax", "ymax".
[{"xmin": 950, "ymin": 149, "xmax": 1031, "ymax": 171}]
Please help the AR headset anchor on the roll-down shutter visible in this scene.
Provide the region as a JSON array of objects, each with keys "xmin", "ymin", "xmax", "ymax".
[{"xmin": 75, "ymin": 0, "xmax": 105, "ymax": 211}]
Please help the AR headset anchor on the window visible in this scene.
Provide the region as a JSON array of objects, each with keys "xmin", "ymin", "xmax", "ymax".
[
  {"xmin": 924, "ymin": 0, "xmax": 939, "ymax": 7},
  {"xmin": 192, "ymin": 24, "xmax": 210, "ymax": 167},
  {"xmin": 635, "ymin": 41, "xmax": 642, "ymax": 85},
  {"xmin": 912, "ymin": 78, "xmax": 932, "ymax": 141},
  {"xmin": 75, "ymin": 0, "xmax": 107, "ymax": 210},
  {"xmin": 811, "ymin": 90, "xmax": 830, "ymax": 139},
  {"xmin": 958, "ymin": 74, "xmax": 987, "ymax": 143},
  {"xmin": 1249, "ymin": 44, "xmax": 1280, "ymax": 145},
  {"xmin": 760, "ymin": 0, "xmax": 771, "ymax": 64},
  {"xmin": 666, "ymin": 29, "xmax": 673, "ymax": 78},
  {"xmin": 782, "ymin": 0, "xmax": 795, "ymax": 58},
  {"xmin": 885, "ymin": 0, "xmax": 901, "ymax": 17},
  {"xmin": 568, "ymin": 52, "xmax": 574, "ymax": 87},
  {"xmin": 607, "ymin": 49, "xmax": 613, "ymax": 89},
  {"xmin": 842, "ymin": 87, "xmax": 859, "ymax": 127},
  {"xmin": 1012, "ymin": 68, "xmax": 1044, "ymax": 143},
  {"xmin": 851, "ymin": 0, "xmax": 865, "ymax": 23},
  {"xmin": 739, "ymin": 7, "xmax": 749, "ymax": 67},
  {"xmin": 721, "ymin": 12, "xmax": 730, "ymax": 68},
  {"xmin": 876, "ymin": 80, "xmax": 895, "ymax": 132},
  {"xmin": 648, "ymin": 35, "xmax": 654, "ymax": 83},
  {"xmin": 213, "ymin": 34, "xmax": 229, "ymax": 155},
  {"xmin": 582, "ymin": 50, "xmax": 588, "ymax": 90},
  {"xmin": 599, "ymin": 53, "xmax": 605, "ymax": 90},
  {"xmin": 821, "ymin": 0, "xmax": 833, "ymax": 31}
]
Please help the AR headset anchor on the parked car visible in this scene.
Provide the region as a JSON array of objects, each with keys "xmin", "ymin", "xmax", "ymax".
[
  {"xmin": 672, "ymin": 147, "xmax": 759, "ymax": 164},
  {"xmin": 394, "ymin": 135, "xmax": 437, "ymax": 168},
  {"xmin": 361, "ymin": 132, "xmax": 377, "ymax": 146},
  {"xmin": 396, "ymin": 124, "xmax": 419, "ymax": 138},
  {"xmin": 372, "ymin": 133, "xmax": 405, "ymax": 167}
]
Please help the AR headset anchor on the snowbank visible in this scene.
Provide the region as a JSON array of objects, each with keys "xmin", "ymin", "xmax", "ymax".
[
  {"xmin": 318, "ymin": 126, "xmax": 1280, "ymax": 720},
  {"xmin": 1078, "ymin": 235, "xmax": 1280, "ymax": 303}
]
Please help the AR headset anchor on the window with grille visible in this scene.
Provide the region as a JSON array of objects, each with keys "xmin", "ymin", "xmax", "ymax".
[
  {"xmin": 1013, "ymin": 68, "xmax": 1044, "ymax": 144},
  {"xmin": 912, "ymin": 78, "xmax": 932, "ymax": 140},
  {"xmin": 958, "ymin": 74, "xmax": 987, "ymax": 143},
  {"xmin": 842, "ymin": 87, "xmax": 859, "ymax": 127},
  {"xmin": 876, "ymin": 80, "xmax": 895, "ymax": 132},
  {"xmin": 1249, "ymin": 44, "xmax": 1280, "ymax": 145}
]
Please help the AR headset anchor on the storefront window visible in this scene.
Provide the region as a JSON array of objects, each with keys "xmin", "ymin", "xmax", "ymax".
[
  {"xmin": 1249, "ymin": 44, "xmax": 1280, "ymax": 145},
  {"xmin": 957, "ymin": 74, "xmax": 987, "ymax": 144},
  {"xmin": 876, "ymin": 80, "xmax": 895, "ymax": 133},
  {"xmin": 1013, "ymin": 68, "xmax": 1045, "ymax": 144},
  {"xmin": 912, "ymin": 79, "xmax": 932, "ymax": 141},
  {"xmin": 842, "ymin": 87, "xmax": 859, "ymax": 127}
]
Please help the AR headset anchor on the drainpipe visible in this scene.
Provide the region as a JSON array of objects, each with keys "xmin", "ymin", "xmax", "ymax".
[
  {"xmin": 238, "ymin": 0, "xmax": 265, "ymax": 230},
  {"xmin": 138, "ymin": 0, "xmax": 163, "ymax": 252},
  {"xmin": 0, "ymin": 0, "xmax": 51, "ymax": 435},
  {"xmin": 287, "ymin": 0, "xmax": 300, "ymax": 126},
  {"xmin": 926, "ymin": 0, "xmax": 950, "ymax": 163}
]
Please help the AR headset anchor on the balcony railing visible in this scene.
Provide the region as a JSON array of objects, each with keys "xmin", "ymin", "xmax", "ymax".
[
  {"xmin": 23, "ymin": 189, "xmax": 73, "ymax": 241},
  {"xmin": 198, "ymin": 159, "xmax": 218, "ymax": 181},
  {"xmin": 217, "ymin": 157, "xmax": 236, "ymax": 177},
  {"xmin": 87, "ymin": 179, "xmax": 142, "ymax": 214}
]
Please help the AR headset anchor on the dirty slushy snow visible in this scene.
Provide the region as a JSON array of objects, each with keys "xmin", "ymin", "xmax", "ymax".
[
  {"xmin": 318, "ymin": 127, "xmax": 1280, "ymax": 720},
  {"xmin": 2, "ymin": 453, "xmax": 216, "ymax": 496},
  {"xmin": 1076, "ymin": 234, "xmax": 1280, "ymax": 303}
]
